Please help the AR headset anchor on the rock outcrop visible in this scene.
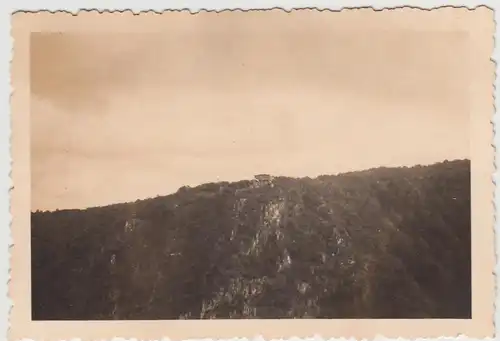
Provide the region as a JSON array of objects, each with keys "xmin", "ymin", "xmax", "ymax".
[{"xmin": 31, "ymin": 159, "xmax": 471, "ymax": 320}]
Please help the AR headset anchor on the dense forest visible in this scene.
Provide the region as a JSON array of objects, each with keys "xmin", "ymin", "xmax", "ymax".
[{"xmin": 31, "ymin": 159, "xmax": 471, "ymax": 320}]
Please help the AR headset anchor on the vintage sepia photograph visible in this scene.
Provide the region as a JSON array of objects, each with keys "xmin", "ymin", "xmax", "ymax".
[{"xmin": 9, "ymin": 6, "xmax": 495, "ymax": 340}]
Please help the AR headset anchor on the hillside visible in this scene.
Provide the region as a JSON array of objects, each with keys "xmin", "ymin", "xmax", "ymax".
[{"xmin": 31, "ymin": 159, "xmax": 471, "ymax": 320}]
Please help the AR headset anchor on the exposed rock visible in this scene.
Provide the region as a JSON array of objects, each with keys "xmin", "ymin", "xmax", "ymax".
[{"xmin": 31, "ymin": 159, "xmax": 471, "ymax": 320}]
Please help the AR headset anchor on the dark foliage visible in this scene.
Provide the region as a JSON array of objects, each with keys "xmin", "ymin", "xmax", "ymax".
[{"xmin": 31, "ymin": 159, "xmax": 471, "ymax": 320}]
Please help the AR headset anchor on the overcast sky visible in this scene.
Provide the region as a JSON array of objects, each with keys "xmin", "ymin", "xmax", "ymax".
[{"xmin": 30, "ymin": 11, "xmax": 472, "ymax": 211}]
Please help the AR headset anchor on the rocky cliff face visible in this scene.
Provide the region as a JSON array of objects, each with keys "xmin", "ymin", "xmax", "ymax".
[{"xmin": 31, "ymin": 160, "xmax": 471, "ymax": 320}]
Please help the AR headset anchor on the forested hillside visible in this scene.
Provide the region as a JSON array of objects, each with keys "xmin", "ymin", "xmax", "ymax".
[{"xmin": 31, "ymin": 159, "xmax": 471, "ymax": 320}]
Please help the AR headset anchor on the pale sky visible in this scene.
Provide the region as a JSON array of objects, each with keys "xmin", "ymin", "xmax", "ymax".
[{"xmin": 30, "ymin": 11, "xmax": 472, "ymax": 211}]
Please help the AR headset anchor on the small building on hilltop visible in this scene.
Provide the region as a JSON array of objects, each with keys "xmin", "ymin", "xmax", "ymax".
[
  {"xmin": 253, "ymin": 174, "xmax": 275, "ymax": 188},
  {"xmin": 254, "ymin": 174, "xmax": 274, "ymax": 182}
]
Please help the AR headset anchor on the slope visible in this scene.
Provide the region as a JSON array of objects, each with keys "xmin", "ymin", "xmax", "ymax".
[{"xmin": 31, "ymin": 159, "xmax": 471, "ymax": 320}]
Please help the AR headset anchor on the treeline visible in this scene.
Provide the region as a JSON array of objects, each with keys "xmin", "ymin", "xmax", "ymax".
[{"xmin": 31, "ymin": 159, "xmax": 471, "ymax": 320}]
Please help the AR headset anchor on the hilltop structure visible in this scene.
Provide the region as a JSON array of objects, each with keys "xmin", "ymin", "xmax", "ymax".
[{"xmin": 254, "ymin": 174, "xmax": 274, "ymax": 182}]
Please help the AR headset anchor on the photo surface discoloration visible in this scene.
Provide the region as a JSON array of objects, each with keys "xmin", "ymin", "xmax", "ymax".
[{"xmin": 10, "ymin": 7, "xmax": 495, "ymax": 340}]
